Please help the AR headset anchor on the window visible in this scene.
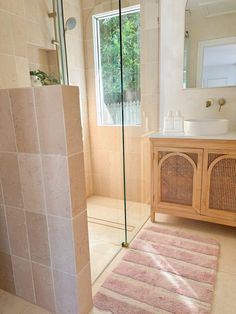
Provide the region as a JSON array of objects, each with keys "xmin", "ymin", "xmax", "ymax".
[{"xmin": 93, "ymin": 6, "xmax": 141, "ymax": 126}]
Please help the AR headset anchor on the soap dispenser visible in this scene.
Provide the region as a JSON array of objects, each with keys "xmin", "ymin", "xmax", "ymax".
[
  {"xmin": 173, "ymin": 110, "xmax": 184, "ymax": 132},
  {"xmin": 163, "ymin": 111, "xmax": 174, "ymax": 133}
]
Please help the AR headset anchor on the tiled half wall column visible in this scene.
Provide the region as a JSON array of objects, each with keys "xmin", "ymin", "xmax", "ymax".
[{"xmin": 0, "ymin": 86, "xmax": 93, "ymax": 314}]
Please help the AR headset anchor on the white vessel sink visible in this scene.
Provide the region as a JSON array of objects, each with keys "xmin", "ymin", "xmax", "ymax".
[{"xmin": 184, "ymin": 119, "xmax": 229, "ymax": 136}]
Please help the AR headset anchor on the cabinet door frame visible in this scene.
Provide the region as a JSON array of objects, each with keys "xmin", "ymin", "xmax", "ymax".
[
  {"xmin": 153, "ymin": 147, "xmax": 203, "ymax": 214},
  {"xmin": 201, "ymin": 149, "xmax": 236, "ymax": 221}
]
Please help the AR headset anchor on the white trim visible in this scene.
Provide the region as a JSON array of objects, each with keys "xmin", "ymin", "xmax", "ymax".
[
  {"xmin": 196, "ymin": 36, "xmax": 236, "ymax": 88},
  {"xmin": 92, "ymin": 15, "xmax": 104, "ymax": 126},
  {"xmin": 93, "ymin": 5, "xmax": 140, "ymax": 20}
]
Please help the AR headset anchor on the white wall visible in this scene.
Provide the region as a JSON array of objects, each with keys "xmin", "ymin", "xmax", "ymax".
[{"xmin": 160, "ymin": 0, "xmax": 236, "ymax": 131}]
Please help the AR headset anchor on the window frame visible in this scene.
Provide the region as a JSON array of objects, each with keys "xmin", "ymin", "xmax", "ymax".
[{"xmin": 92, "ymin": 5, "xmax": 141, "ymax": 126}]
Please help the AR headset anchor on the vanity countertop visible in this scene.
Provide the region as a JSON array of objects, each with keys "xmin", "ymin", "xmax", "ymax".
[{"xmin": 148, "ymin": 132, "xmax": 236, "ymax": 141}]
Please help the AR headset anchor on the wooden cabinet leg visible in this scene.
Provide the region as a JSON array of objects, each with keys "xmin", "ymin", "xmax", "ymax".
[{"xmin": 151, "ymin": 209, "xmax": 155, "ymax": 223}]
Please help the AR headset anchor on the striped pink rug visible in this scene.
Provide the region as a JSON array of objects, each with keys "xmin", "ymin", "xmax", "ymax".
[{"xmin": 94, "ymin": 225, "xmax": 220, "ymax": 313}]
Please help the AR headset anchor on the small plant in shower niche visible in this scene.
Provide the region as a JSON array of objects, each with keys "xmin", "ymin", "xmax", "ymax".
[{"xmin": 30, "ymin": 70, "xmax": 60, "ymax": 87}]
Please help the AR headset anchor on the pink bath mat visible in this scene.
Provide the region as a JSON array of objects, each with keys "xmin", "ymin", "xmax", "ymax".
[{"xmin": 94, "ymin": 225, "xmax": 220, "ymax": 313}]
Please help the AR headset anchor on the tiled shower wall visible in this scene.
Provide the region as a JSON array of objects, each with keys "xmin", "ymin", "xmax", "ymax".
[
  {"xmin": 0, "ymin": 86, "xmax": 93, "ymax": 314},
  {"xmin": 63, "ymin": 0, "xmax": 93, "ymax": 197},
  {"xmin": 0, "ymin": 0, "xmax": 55, "ymax": 89},
  {"xmin": 82, "ymin": 0, "xmax": 159, "ymax": 203}
]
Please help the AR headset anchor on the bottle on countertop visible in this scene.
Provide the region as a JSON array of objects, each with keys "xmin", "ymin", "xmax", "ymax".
[
  {"xmin": 173, "ymin": 110, "xmax": 184, "ymax": 132},
  {"xmin": 163, "ymin": 110, "xmax": 174, "ymax": 133}
]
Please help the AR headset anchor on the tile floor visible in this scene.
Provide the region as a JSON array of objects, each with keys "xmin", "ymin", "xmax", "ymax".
[
  {"xmin": 87, "ymin": 196, "xmax": 150, "ymax": 282},
  {"xmin": 1, "ymin": 210, "xmax": 236, "ymax": 313},
  {"xmin": 0, "ymin": 289, "xmax": 51, "ymax": 314}
]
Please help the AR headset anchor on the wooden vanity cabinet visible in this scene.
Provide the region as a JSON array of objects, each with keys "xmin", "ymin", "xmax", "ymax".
[
  {"xmin": 201, "ymin": 150, "xmax": 236, "ymax": 222},
  {"xmin": 150, "ymin": 138, "xmax": 236, "ymax": 227},
  {"xmin": 152, "ymin": 147, "xmax": 203, "ymax": 220}
]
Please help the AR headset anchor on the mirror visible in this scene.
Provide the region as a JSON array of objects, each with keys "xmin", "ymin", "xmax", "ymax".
[{"xmin": 183, "ymin": 0, "xmax": 236, "ymax": 89}]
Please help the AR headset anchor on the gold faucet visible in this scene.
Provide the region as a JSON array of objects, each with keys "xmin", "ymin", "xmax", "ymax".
[
  {"xmin": 206, "ymin": 98, "xmax": 214, "ymax": 108},
  {"xmin": 218, "ymin": 98, "xmax": 226, "ymax": 112}
]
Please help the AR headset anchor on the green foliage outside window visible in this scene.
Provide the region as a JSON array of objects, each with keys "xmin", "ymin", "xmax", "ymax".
[{"xmin": 99, "ymin": 11, "xmax": 140, "ymax": 104}]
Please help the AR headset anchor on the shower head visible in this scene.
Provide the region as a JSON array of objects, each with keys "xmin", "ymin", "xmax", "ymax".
[{"xmin": 65, "ymin": 17, "xmax": 77, "ymax": 31}]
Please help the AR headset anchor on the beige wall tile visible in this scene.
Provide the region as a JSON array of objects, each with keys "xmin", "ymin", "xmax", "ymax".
[
  {"xmin": 77, "ymin": 263, "xmax": 93, "ymax": 314},
  {"xmin": 0, "ymin": 90, "xmax": 16, "ymax": 152},
  {"xmin": 47, "ymin": 50, "xmax": 58, "ymax": 67},
  {"xmin": 68, "ymin": 153, "xmax": 86, "ymax": 217},
  {"xmin": 89, "ymin": 126, "xmax": 121, "ymax": 152},
  {"xmin": 125, "ymin": 152, "xmax": 142, "ymax": 181},
  {"xmin": 93, "ymin": 173, "xmax": 110, "ymax": 197},
  {"xmin": 5, "ymin": 207, "xmax": 29, "ymax": 259},
  {"xmin": 141, "ymin": 28, "xmax": 158, "ymax": 64},
  {"xmin": 34, "ymin": 86, "xmax": 67, "ymax": 155},
  {"xmin": 85, "ymin": 173, "xmax": 93, "ymax": 198},
  {"xmin": 0, "ymin": 1, "xmax": 10, "ymax": 11},
  {"xmin": 0, "ymin": 0, "xmax": 54, "ymax": 89},
  {"xmin": 42, "ymin": 155, "xmax": 71, "ymax": 217},
  {"xmin": 26, "ymin": 212, "xmax": 51, "ymax": 266},
  {"xmin": 64, "ymin": 0, "xmax": 92, "ymax": 200},
  {"xmin": 66, "ymin": 38, "xmax": 85, "ymax": 70},
  {"xmin": 73, "ymin": 211, "xmax": 90, "ymax": 273},
  {"xmin": 0, "ymin": 181, "xmax": 3, "ymax": 204},
  {"xmin": 0, "ymin": 153, "xmax": 23, "ymax": 208},
  {"xmin": 81, "ymin": 0, "xmax": 95, "ymax": 10},
  {"xmin": 10, "ymin": 88, "xmax": 39, "ymax": 153},
  {"xmin": 48, "ymin": 216, "xmax": 76, "ymax": 274},
  {"xmin": 125, "ymin": 136, "xmax": 141, "ymax": 154},
  {"xmin": 32, "ymin": 262, "xmax": 55, "ymax": 312},
  {"xmin": 0, "ymin": 55, "xmax": 18, "ymax": 88},
  {"xmin": 141, "ymin": 62, "xmax": 158, "ymax": 95},
  {"xmin": 0, "ymin": 252, "xmax": 15, "ymax": 294},
  {"xmin": 0, "ymin": 83, "xmax": 91, "ymax": 310},
  {"xmin": 91, "ymin": 149, "xmax": 110, "ymax": 176},
  {"xmin": 109, "ymin": 175, "xmax": 123, "ymax": 199},
  {"xmin": 24, "ymin": 0, "xmax": 41, "ymax": 23},
  {"xmin": 27, "ymin": 21, "xmax": 44, "ymax": 48},
  {"xmin": 12, "ymin": 256, "xmax": 35, "ymax": 303},
  {"xmin": 83, "ymin": 146, "xmax": 94, "ymax": 197},
  {"xmin": 141, "ymin": 93, "xmax": 159, "ymax": 131},
  {"xmin": 27, "ymin": 45, "xmax": 50, "ymax": 67},
  {"xmin": 141, "ymin": 0, "xmax": 158, "ymax": 30},
  {"xmin": 53, "ymin": 270, "xmax": 78, "ymax": 314},
  {"xmin": 110, "ymin": 161, "xmax": 123, "ymax": 199},
  {"xmin": 15, "ymin": 57, "xmax": 31, "ymax": 88},
  {"xmin": 126, "ymin": 177, "xmax": 142, "ymax": 202},
  {"xmin": 62, "ymin": 86, "xmax": 83, "ymax": 155},
  {"xmin": 0, "ymin": 0, "xmax": 25, "ymax": 16},
  {"xmin": 0, "ymin": 11, "xmax": 13, "ymax": 55},
  {"xmin": 0, "ymin": 205, "xmax": 10, "ymax": 254},
  {"xmin": 19, "ymin": 154, "xmax": 45, "ymax": 214},
  {"xmin": 11, "ymin": 15, "xmax": 27, "ymax": 58}
]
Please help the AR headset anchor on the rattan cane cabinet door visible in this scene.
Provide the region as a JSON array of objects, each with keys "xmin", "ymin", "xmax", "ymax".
[
  {"xmin": 202, "ymin": 150, "xmax": 236, "ymax": 221},
  {"xmin": 153, "ymin": 147, "xmax": 203, "ymax": 214}
]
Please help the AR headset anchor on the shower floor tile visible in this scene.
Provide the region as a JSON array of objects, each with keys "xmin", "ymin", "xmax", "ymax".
[
  {"xmin": 0, "ymin": 289, "xmax": 51, "ymax": 314},
  {"xmin": 87, "ymin": 196, "xmax": 150, "ymax": 282}
]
